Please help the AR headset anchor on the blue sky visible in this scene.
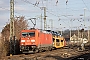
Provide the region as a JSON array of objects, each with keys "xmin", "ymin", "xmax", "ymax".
[{"xmin": 0, "ymin": 0, "xmax": 90, "ymax": 32}]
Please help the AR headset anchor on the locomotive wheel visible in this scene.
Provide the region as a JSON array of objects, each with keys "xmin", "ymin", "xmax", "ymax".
[
  {"xmin": 39, "ymin": 48, "xmax": 43, "ymax": 52},
  {"xmin": 48, "ymin": 47, "xmax": 52, "ymax": 51},
  {"xmin": 33, "ymin": 48, "xmax": 39, "ymax": 53}
]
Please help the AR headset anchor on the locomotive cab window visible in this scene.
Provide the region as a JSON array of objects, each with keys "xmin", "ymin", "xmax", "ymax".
[
  {"xmin": 56, "ymin": 39, "xmax": 59, "ymax": 42},
  {"xmin": 61, "ymin": 40, "xmax": 63, "ymax": 45},
  {"xmin": 22, "ymin": 32, "xmax": 35, "ymax": 37},
  {"xmin": 61, "ymin": 40, "xmax": 63, "ymax": 42}
]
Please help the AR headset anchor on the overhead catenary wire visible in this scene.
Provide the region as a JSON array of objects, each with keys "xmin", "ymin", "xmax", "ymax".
[
  {"xmin": 0, "ymin": 6, "xmax": 32, "ymax": 18},
  {"xmin": 10, "ymin": 0, "xmax": 90, "ymax": 29},
  {"xmin": 20, "ymin": 0, "xmax": 72, "ymax": 27},
  {"xmin": 20, "ymin": 0, "xmax": 69, "ymax": 18},
  {"xmin": 81, "ymin": 0, "xmax": 90, "ymax": 12},
  {"xmin": 0, "ymin": 2, "xmax": 46, "ymax": 30},
  {"xmin": 1, "ymin": 0, "xmax": 89, "ymax": 30}
]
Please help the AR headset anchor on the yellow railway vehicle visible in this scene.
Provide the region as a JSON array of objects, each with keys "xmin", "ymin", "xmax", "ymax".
[
  {"xmin": 53, "ymin": 35, "xmax": 66, "ymax": 49},
  {"xmin": 44, "ymin": 30, "xmax": 66, "ymax": 49}
]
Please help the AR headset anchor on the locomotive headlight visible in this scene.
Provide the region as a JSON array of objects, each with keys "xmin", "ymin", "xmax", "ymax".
[
  {"xmin": 21, "ymin": 44, "xmax": 24, "ymax": 45},
  {"xmin": 21, "ymin": 40, "xmax": 25, "ymax": 42},
  {"xmin": 31, "ymin": 40, "xmax": 35, "ymax": 42}
]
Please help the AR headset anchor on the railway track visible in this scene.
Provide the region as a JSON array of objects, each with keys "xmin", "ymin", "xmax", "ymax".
[
  {"xmin": 0, "ymin": 44, "xmax": 90, "ymax": 60},
  {"xmin": 1, "ymin": 47, "xmax": 90, "ymax": 60}
]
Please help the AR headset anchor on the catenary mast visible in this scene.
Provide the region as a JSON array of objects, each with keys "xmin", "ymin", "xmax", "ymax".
[{"xmin": 10, "ymin": 0, "xmax": 14, "ymax": 56}]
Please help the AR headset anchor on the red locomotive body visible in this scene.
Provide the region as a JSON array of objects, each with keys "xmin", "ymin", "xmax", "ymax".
[{"xmin": 20, "ymin": 29, "xmax": 53, "ymax": 53}]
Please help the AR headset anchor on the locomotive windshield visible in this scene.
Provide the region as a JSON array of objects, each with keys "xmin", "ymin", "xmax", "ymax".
[
  {"xmin": 22, "ymin": 32, "xmax": 28, "ymax": 37},
  {"xmin": 28, "ymin": 32, "xmax": 35, "ymax": 37},
  {"xmin": 22, "ymin": 32, "xmax": 35, "ymax": 37}
]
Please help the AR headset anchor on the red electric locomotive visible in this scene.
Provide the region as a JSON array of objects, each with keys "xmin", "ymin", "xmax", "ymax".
[{"xmin": 20, "ymin": 28, "xmax": 53, "ymax": 53}]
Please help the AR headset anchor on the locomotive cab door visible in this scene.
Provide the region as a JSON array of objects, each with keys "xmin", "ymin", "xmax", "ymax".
[
  {"xmin": 60, "ymin": 40, "xmax": 64, "ymax": 47},
  {"xmin": 55, "ymin": 39, "xmax": 60, "ymax": 48}
]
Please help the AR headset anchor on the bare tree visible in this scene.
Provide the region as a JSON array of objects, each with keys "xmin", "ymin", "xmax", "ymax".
[
  {"xmin": 0, "ymin": 34, "xmax": 9, "ymax": 58},
  {"xmin": 1, "ymin": 16, "xmax": 28, "ymax": 40},
  {"xmin": 0, "ymin": 16, "xmax": 28, "ymax": 56},
  {"xmin": 14, "ymin": 16, "xmax": 28, "ymax": 40}
]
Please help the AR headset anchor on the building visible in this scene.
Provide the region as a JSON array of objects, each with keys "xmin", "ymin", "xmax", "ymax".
[{"xmin": 70, "ymin": 34, "xmax": 88, "ymax": 44}]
